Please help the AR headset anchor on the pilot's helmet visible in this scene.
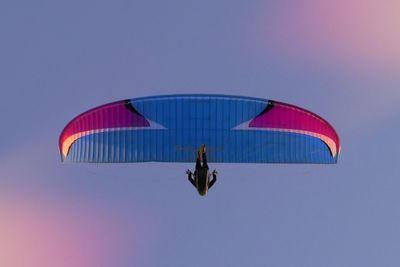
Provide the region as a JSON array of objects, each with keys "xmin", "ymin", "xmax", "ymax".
[{"xmin": 198, "ymin": 188, "xmax": 207, "ymax": 196}]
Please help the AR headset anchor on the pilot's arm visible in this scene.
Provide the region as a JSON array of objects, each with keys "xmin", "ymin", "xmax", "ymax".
[
  {"xmin": 187, "ymin": 170, "xmax": 196, "ymax": 188},
  {"xmin": 208, "ymin": 171, "xmax": 217, "ymax": 189}
]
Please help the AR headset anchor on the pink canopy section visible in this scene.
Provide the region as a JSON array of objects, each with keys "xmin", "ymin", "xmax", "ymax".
[
  {"xmin": 249, "ymin": 101, "xmax": 340, "ymax": 157},
  {"xmin": 59, "ymin": 100, "xmax": 149, "ymax": 159}
]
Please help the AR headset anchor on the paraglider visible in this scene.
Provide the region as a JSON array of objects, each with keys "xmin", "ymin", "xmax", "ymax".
[
  {"xmin": 59, "ymin": 94, "xmax": 340, "ymax": 196},
  {"xmin": 186, "ymin": 144, "xmax": 218, "ymax": 196}
]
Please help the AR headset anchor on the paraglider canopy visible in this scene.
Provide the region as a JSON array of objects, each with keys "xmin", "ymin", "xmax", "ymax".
[{"xmin": 59, "ymin": 94, "xmax": 340, "ymax": 164}]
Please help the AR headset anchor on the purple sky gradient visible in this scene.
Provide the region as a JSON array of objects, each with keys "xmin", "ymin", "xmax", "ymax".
[{"xmin": 1, "ymin": 0, "xmax": 400, "ymax": 266}]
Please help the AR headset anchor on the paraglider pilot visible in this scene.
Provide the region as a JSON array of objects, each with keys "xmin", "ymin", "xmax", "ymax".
[{"xmin": 186, "ymin": 144, "xmax": 217, "ymax": 196}]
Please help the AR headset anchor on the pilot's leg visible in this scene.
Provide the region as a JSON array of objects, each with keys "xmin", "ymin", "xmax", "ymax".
[
  {"xmin": 198, "ymin": 144, "xmax": 207, "ymax": 167},
  {"xmin": 202, "ymin": 151, "xmax": 208, "ymax": 169},
  {"xmin": 197, "ymin": 144, "xmax": 205, "ymax": 163},
  {"xmin": 196, "ymin": 155, "xmax": 202, "ymax": 170}
]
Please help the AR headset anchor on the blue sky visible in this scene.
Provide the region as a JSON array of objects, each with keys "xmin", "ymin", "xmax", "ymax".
[{"xmin": 1, "ymin": 0, "xmax": 399, "ymax": 266}]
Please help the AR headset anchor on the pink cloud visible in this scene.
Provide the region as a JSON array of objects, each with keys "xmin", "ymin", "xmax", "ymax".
[
  {"xmin": 0, "ymin": 129, "xmax": 162, "ymax": 267},
  {"xmin": 259, "ymin": 0, "xmax": 400, "ymax": 69},
  {"xmin": 0, "ymin": 195, "xmax": 140, "ymax": 267}
]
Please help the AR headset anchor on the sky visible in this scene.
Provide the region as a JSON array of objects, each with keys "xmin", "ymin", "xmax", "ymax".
[{"xmin": 0, "ymin": 0, "xmax": 399, "ymax": 266}]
